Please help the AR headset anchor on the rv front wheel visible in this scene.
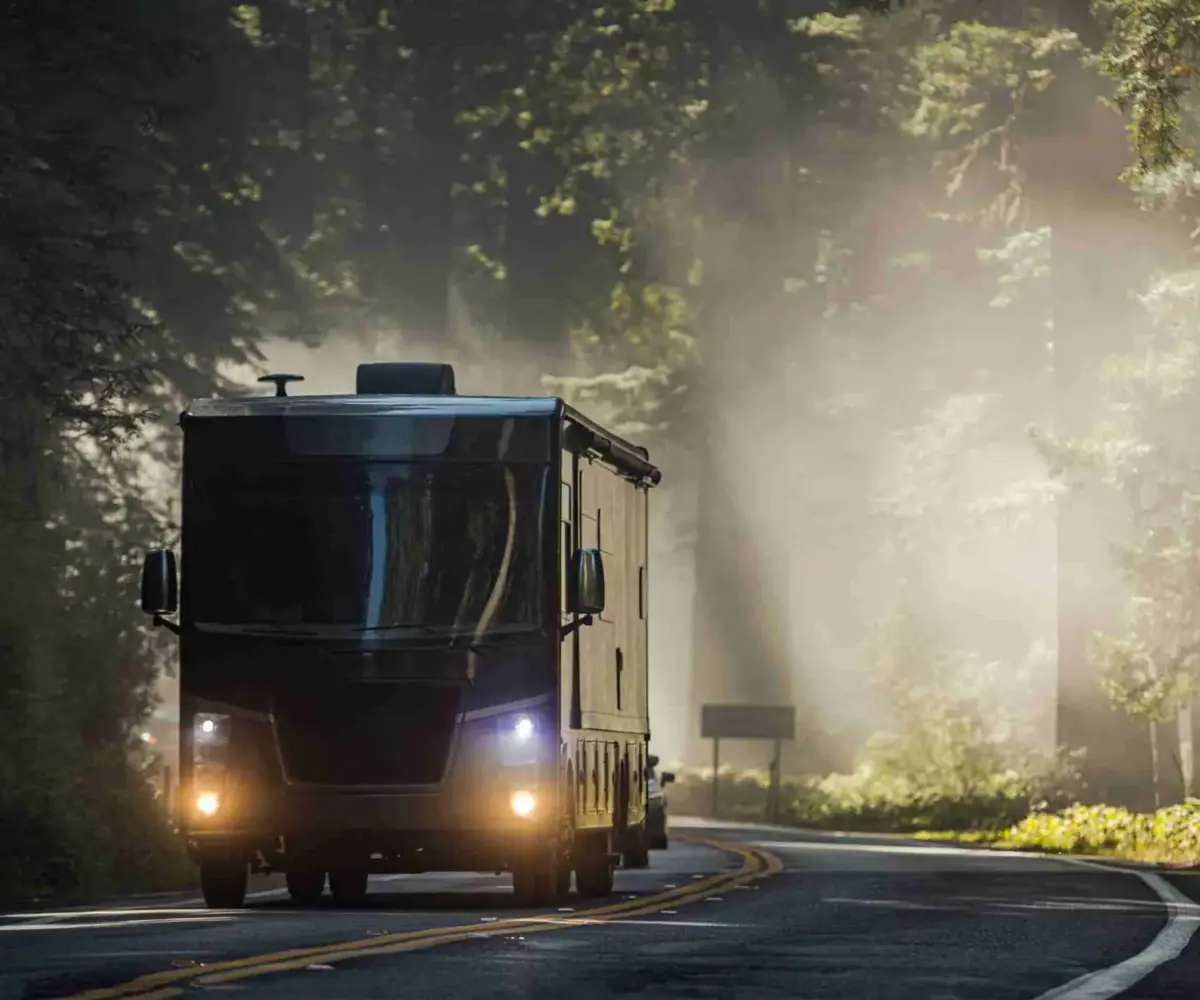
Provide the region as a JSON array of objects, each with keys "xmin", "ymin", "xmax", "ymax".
[
  {"xmin": 512, "ymin": 854, "xmax": 570, "ymax": 906},
  {"xmin": 328, "ymin": 866, "xmax": 369, "ymax": 906},
  {"xmin": 199, "ymin": 860, "xmax": 248, "ymax": 909},
  {"xmin": 286, "ymin": 869, "xmax": 326, "ymax": 905}
]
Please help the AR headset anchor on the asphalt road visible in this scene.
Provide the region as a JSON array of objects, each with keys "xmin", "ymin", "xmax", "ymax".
[{"xmin": 4, "ymin": 818, "xmax": 1200, "ymax": 1000}]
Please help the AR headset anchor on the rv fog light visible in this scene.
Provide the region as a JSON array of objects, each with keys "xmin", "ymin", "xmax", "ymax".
[
  {"xmin": 514, "ymin": 716, "xmax": 534, "ymax": 740},
  {"xmin": 510, "ymin": 790, "xmax": 536, "ymax": 818},
  {"xmin": 196, "ymin": 792, "xmax": 220, "ymax": 816}
]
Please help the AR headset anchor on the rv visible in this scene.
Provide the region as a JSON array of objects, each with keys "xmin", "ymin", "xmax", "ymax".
[{"xmin": 139, "ymin": 362, "xmax": 660, "ymax": 908}]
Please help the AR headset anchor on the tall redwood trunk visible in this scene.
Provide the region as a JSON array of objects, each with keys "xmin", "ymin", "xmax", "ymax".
[{"xmin": 1029, "ymin": 1, "xmax": 1176, "ymax": 805}]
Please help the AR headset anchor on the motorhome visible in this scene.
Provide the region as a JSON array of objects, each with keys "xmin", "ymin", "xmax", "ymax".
[{"xmin": 139, "ymin": 362, "xmax": 660, "ymax": 908}]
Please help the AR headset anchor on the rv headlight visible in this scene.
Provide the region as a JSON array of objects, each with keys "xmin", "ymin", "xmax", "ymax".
[
  {"xmin": 193, "ymin": 713, "xmax": 231, "ymax": 767},
  {"xmin": 498, "ymin": 713, "xmax": 542, "ymax": 766},
  {"xmin": 194, "ymin": 713, "xmax": 230, "ymax": 744},
  {"xmin": 195, "ymin": 791, "xmax": 220, "ymax": 817}
]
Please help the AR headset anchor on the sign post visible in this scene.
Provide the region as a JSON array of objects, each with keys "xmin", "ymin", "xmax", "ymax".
[
  {"xmin": 700, "ymin": 705, "xmax": 795, "ymax": 821},
  {"xmin": 769, "ymin": 738, "xmax": 784, "ymax": 823},
  {"xmin": 711, "ymin": 737, "xmax": 720, "ymax": 818}
]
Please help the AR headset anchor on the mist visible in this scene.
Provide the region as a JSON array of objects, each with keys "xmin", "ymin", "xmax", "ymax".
[
  {"xmin": 168, "ymin": 5, "xmax": 1191, "ymax": 794},
  {"xmin": 220, "ymin": 262, "xmax": 1058, "ymax": 779},
  {"xmin": 624, "ymin": 11, "xmax": 1177, "ymax": 780}
]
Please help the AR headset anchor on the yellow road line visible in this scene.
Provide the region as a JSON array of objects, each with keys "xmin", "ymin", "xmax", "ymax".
[
  {"xmin": 66, "ymin": 836, "xmax": 778, "ymax": 1000},
  {"xmin": 193, "ymin": 840, "xmax": 775, "ymax": 989}
]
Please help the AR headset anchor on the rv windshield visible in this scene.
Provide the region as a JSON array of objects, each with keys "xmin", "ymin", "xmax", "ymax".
[{"xmin": 184, "ymin": 460, "xmax": 549, "ymax": 632}]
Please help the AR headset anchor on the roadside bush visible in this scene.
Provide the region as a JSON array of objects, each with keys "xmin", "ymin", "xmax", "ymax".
[
  {"xmin": 996, "ymin": 801, "xmax": 1200, "ymax": 864},
  {"xmin": 0, "ymin": 449, "xmax": 193, "ymax": 905},
  {"xmin": 668, "ymin": 768, "xmax": 1200, "ymax": 867},
  {"xmin": 667, "ymin": 752, "xmax": 1079, "ymax": 832},
  {"xmin": 665, "ymin": 624, "xmax": 1081, "ymax": 834},
  {"xmin": 0, "ymin": 746, "xmax": 192, "ymax": 903}
]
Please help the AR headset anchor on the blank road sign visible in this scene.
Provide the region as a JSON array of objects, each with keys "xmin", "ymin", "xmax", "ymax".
[{"xmin": 701, "ymin": 704, "xmax": 795, "ymax": 741}]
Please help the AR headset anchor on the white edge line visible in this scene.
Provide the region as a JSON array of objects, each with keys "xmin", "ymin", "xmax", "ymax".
[
  {"xmin": 524, "ymin": 917, "xmax": 741, "ymax": 929},
  {"xmin": 1, "ymin": 916, "xmax": 234, "ymax": 932},
  {"xmin": 1031, "ymin": 858, "xmax": 1200, "ymax": 1000},
  {"xmin": 1, "ymin": 886, "xmax": 291, "ymax": 921}
]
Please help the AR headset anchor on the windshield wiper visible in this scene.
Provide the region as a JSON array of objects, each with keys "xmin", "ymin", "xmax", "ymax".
[
  {"xmin": 196, "ymin": 622, "xmax": 324, "ymax": 637},
  {"xmin": 349, "ymin": 623, "xmax": 544, "ymax": 640},
  {"xmin": 452, "ymin": 624, "xmax": 546, "ymax": 644},
  {"xmin": 348, "ymin": 623, "xmax": 445, "ymax": 636}
]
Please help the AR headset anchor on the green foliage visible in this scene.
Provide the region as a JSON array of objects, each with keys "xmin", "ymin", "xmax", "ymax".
[
  {"xmin": 1099, "ymin": 0, "xmax": 1200, "ymax": 174},
  {"xmin": 897, "ymin": 8, "xmax": 1082, "ymax": 226},
  {"xmin": 669, "ymin": 607, "xmax": 1081, "ymax": 833},
  {"xmin": 1041, "ymin": 272, "xmax": 1200, "ymax": 725},
  {"xmin": 927, "ymin": 800, "xmax": 1200, "ymax": 865},
  {"xmin": 0, "ymin": 0, "xmax": 166, "ymax": 437},
  {"xmin": 667, "ymin": 752, "xmax": 1080, "ymax": 832},
  {"xmin": 906, "ymin": 21, "xmax": 1079, "ymax": 143},
  {"xmin": 802, "ymin": 641, "xmax": 1081, "ymax": 829},
  {"xmin": 0, "ymin": 0, "xmax": 196, "ymax": 902},
  {"xmin": 0, "ymin": 443, "xmax": 190, "ymax": 901}
]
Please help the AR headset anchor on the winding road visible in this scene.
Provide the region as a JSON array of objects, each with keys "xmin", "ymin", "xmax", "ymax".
[{"xmin": 3, "ymin": 818, "xmax": 1199, "ymax": 1000}]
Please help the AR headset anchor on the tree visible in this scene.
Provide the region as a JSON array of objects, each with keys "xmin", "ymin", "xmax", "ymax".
[
  {"xmin": 0, "ymin": 0, "xmax": 201, "ymax": 899},
  {"xmin": 1099, "ymin": 0, "xmax": 1200, "ymax": 176},
  {"xmin": 1018, "ymin": 0, "xmax": 1200, "ymax": 806},
  {"xmin": 1037, "ymin": 266, "xmax": 1200, "ymax": 803},
  {"xmin": 0, "ymin": 0, "xmax": 180, "ymax": 487}
]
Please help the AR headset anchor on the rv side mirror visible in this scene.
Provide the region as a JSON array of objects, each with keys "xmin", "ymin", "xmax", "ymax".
[
  {"xmin": 140, "ymin": 549, "xmax": 179, "ymax": 616},
  {"xmin": 661, "ymin": 771, "xmax": 676, "ymax": 785},
  {"xmin": 571, "ymin": 547, "xmax": 606, "ymax": 615}
]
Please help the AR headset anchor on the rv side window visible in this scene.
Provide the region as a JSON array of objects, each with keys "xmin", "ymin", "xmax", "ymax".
[
  {"xmin": 560, "ymin": 479, "xmax": 571, "ymax": 614},
  {"xmin": 561, "ymin": 521, "xmax": 571, "ymax": 612}
]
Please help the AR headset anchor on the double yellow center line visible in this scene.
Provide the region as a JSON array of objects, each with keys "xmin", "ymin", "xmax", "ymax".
[{"xmin": 67, "ymin": 836, "xmax": 781, "ymax": 999}]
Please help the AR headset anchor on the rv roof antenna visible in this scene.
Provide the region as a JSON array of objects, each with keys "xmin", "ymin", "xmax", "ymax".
[{"xmin": 257, "ymin": 373, "xmax": 305, "ymax": 397}]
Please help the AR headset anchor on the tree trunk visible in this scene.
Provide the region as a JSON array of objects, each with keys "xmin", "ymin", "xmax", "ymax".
[
  {"xmin": 1179, "ymin": 701, "xmax": 1194, "ymax": 799},
  {"xmin": 1022, "ymin": 32, "xmax": 1169, "ymax": 807},
  {"xmin": 1149, "ymin": 719, "xmax": 1162, "ymax": 809},
  {"xmin": 0, "ymin": 395, "xmax": 42, "ymax": 518}
]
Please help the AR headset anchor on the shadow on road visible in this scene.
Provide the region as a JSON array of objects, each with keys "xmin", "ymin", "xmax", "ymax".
[{"xmin": 251, "ymin": 888, "xmax": 638, "ymax": 913}]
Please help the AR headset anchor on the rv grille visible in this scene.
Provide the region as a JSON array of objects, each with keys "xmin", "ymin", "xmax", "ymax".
[{"xmin": 273, "ymin": 682, "xmax": 460, "ymax": 786}]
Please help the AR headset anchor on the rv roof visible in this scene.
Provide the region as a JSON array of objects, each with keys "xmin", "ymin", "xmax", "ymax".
[
  {"xmin": 185, "ymin": 393, "xmax": 561, "ymax": 421},
  {"xmin": 183, "ymin": 392, "xmax": 657, "ymax": 477}
]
